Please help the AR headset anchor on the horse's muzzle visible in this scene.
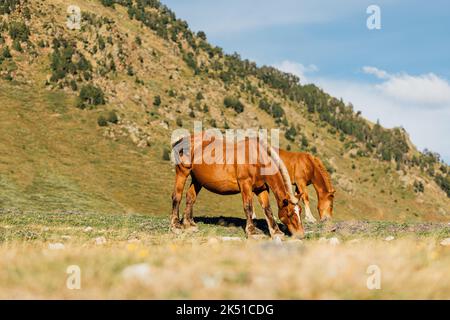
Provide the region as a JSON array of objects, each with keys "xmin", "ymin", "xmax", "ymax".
[{"xmin": 292, "ymin": 231, "xmax": 305, "ymax": 240}]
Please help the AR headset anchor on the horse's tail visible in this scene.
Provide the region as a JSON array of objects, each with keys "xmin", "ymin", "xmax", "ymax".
[
  {"xmin": 171, "ymin": 134, "xmax": 192, "ymax": 167},
  {"xmin": 261, "ymin": 140, "xmax": 298, "ymax": 204}
]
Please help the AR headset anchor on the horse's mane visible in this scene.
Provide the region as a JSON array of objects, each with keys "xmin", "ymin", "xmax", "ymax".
[
  {"xmin": 259, "ymin": 140, "xmax": 297, "ymax": 203},
  {"xmin": 311, "ymin": 156, "xmax": 335, "ymax": 193}
]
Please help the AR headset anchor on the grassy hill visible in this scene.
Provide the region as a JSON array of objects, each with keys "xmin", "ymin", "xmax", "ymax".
[{"xmin": 0, "ymin": 0, "xmax": 449, "ymax": 222}]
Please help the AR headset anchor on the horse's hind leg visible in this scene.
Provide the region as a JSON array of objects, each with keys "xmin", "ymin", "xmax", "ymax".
[
  {"xmin": 182, "ymin": 179, "xmax": 202, "ymax": 232},
  {"xmin": 239, "ymin": 181, "xmax": 265, "ymax": 239},
  {"xmin": 256, "ymin": 190, "xmax": 284, "ymax": 240},
  {"xmin": 171, "ymin": 166, "xmax": 190, "ymax": 233}
]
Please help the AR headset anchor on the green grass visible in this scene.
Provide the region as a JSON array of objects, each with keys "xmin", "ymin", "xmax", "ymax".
[
  {"xmin": 0, "ymin": 210, "xmax": 247, "ymax": 243},
  {"xmin": 1, "ymin": 210, "xmax": 449, "ymax": 244}
]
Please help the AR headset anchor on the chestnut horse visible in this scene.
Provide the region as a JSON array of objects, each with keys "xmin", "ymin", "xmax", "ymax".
[
  {"xmin": 278, "ymin": 150, "xmax": 336, "ymax": 223},
  {"xmin": 171, "ymin": 133, "xmax": 304, "ymax": 239}
]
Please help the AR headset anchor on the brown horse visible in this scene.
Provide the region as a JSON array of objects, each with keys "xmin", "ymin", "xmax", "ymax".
[
  {"xmin": 277, "ymin": 150, "xmax": 336, "ymax": 223},
  {"xmin": 171, "ymin": 133, "xmax": 304, "ymax": 239}
]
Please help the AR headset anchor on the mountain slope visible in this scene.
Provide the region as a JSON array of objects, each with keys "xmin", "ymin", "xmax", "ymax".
[{"xmin": 0, "ymin": 0, "xmax": 448, "ymax": 221}]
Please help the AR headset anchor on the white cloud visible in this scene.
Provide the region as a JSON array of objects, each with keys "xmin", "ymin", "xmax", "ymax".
[
  {"xmin": 272, "ymin": 64, "xmax": 450, "ymax": 162},
  {"xmin": 362, "ymin": 66, "xmax": 450, "ymax": 108},
  {"xmin": 274, "ymin": 60, "xmax": 318, "ymax": 84},
  {"xmin": 377, "ymin": 73, "xmax": 450, "ymax": 107},
  {"xmin": 362, "ymin": 66, "xmax": 389, "ymax": 79}
]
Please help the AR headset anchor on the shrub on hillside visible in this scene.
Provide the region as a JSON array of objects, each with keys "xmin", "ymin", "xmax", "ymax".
[
  {"xmin": 153, "ymin": 95, "xmax": 161, "ymax": 107},
  {"xmin": 97, "ymin": 111, "xmax": 118, "ymax": 127},
  {"xmin": 196, "ymin": 92, "xmax": 204, "ymax": 101},
  {"xmin": 285, "ymin": 127, "xmax": 297, "ymax": 142},
  {"xmin": 97, "ymin": 115, "xmax": 108, "ymax": 127},
  {"xmin": 78, "ymin": 85, "xmax": 105, "ymax": 109},
  {"xmin": 135, "ymin": 36, "xmax": 142, "ymax": 46},
  {"xmin": 197, "ymin": 31, "xmax": 207, "ymax": 41},
  {"xmin": 0, "ymin": 0, "xmax": 21, "ymax": 15},
  {"xmin": 258, "ymin": 99, "xmax": 285, "ymax": 119},
  {"xmin": 12, "ymin": 39, "xmax": 22, "ymax": 52},
  {"xmin": 100, "ymin": 0, "xmax": 115, "ymax": 8},
  {"xmin": 224, "ymin": 96, "xmax": 244, "ymax": 113},
  {"xmin": 435, "ymin": 174, "xmax": 450, "ymax": 198},
  {"xmin": 413, "ymin": 180, "xmax": 425, "ymax": 193},
  {"xmin": 70, "ymin": 80, "xmax": 78, "ymax": 91},
  {"xmin": 50, "ymin": 40, "xmax": 92, "ymax": 83},
  {"xmin": 106, "ymin": 110, "xmax": 118, "ymax": 124},
  {"xmin": 8, "ymin": 21, "xmax": 30, "ymax": 42},
  {"xmin": 1, "ymin": 46, "xmax": 12, "ymax": 59},
  {"xmin": 301, "ymin": 135, "xmax": 309, "ymax": 148}
]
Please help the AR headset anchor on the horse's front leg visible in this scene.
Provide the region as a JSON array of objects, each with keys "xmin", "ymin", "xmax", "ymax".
[
  {"xmin": 256, "ymin": 190, "xmax": 285, "ymax": 240},
  {"xmin": 239, "ymin": 181, "xmax": 265, "ymax": 239},
  {"xmin": 296, "ymin": 181, "xmax": 316, "ymax": 223},
  {"xmin": 171, "ymin": 166, "xmax": 190, "ymax": 233}
]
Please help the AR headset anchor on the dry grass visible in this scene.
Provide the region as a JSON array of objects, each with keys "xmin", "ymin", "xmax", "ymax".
[
  {"xmin": 1, "ymin": 211, "xmax": 450, "ymax": 299},
  {"xmin": 1, "ymin": 238, "xmax": 450, "ymax": 299}
]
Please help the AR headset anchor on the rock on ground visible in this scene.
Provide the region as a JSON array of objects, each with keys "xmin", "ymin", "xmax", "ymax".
[
  {"xmin": 440, "ymin": 238, "xmax": 450, "ymax": 247},
  {"xmin": 121, "ymin": 263, "xmax": 152, "ymax": 283}
]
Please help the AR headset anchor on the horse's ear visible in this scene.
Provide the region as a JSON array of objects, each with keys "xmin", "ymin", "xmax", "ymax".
[{"xmin": 283, "ymin": 199, "xmax": 289, "ymax": 207}]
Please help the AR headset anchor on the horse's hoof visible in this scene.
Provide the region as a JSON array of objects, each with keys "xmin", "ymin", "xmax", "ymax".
[
  {"xmin": 182, "ymin": 220, "xmax": 199, "ymax": 232},
  {"xmin": 184, "ymin": 225, "xmax": 199, "ymax": 233},
  {"xmin": 272, "ymin": 233, "xmax": 285, "ymax": 242},
  {"xmin": 248, "ymin": 233, "xmax": 267, "ymax": 240},
  {"xmin": 170, "ymin": 226, "xmax": 183, "ymax": 235}
]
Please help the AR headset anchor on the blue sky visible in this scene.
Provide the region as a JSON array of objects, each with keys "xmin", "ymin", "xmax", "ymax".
[{"xmin": 162, "ymin": 0, "xmax": 450, "ymax": 162}]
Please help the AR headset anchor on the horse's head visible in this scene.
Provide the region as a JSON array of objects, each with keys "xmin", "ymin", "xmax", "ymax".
[
  {"xmin": 318, "ymin": 190, "xmax": 336, "ymax": 222},
  {"xmin": 279, "ymin": 198, "xmax": 305, "ymax": 239}
]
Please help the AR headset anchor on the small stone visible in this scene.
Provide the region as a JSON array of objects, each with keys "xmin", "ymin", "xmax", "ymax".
[
  {"xmin": 122, "ymin": 263, "xmax": 152, "ymax": 283},
  {"xmin": 84, "ymin": 227, "xmax": 93, "ymax": 233},
  {"xmin": 48, "ymin": 243, "xmax": 65, "ymax": 250},
  {"xmin": 61, "ymin": 235, "xmax": 71, "ymax": 240},
  {"xmin": 128, "ymin": 238, "xmax": 141, "ymax": 244},
  {"xmin": 385, "ymin": 236, "xmax": 395, "ymax": 242},
  {"xmin": 328, "ymin": 237, "xmax": 340, "ymax": 246},
  {"xmin": 220, "ymin": 237, "xmax": 242, "ymax": 242},
  {"xmin": 95, "ymin": 237, "xmax": 107, "ymax": 245},
  {"xmin": 348, "ymin": 239, "xmax": 361, "ymax": 244},
  {"xmin": 201, "ymin": 275, "xmax": 221, "ymax": 289},
  {"xmin": 318, "ymin": 237, "xmax": 328, "ymax": 244},
  {"xmin": 440, "ymin": 238, "xmax": 450, "ymax": 247}
]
